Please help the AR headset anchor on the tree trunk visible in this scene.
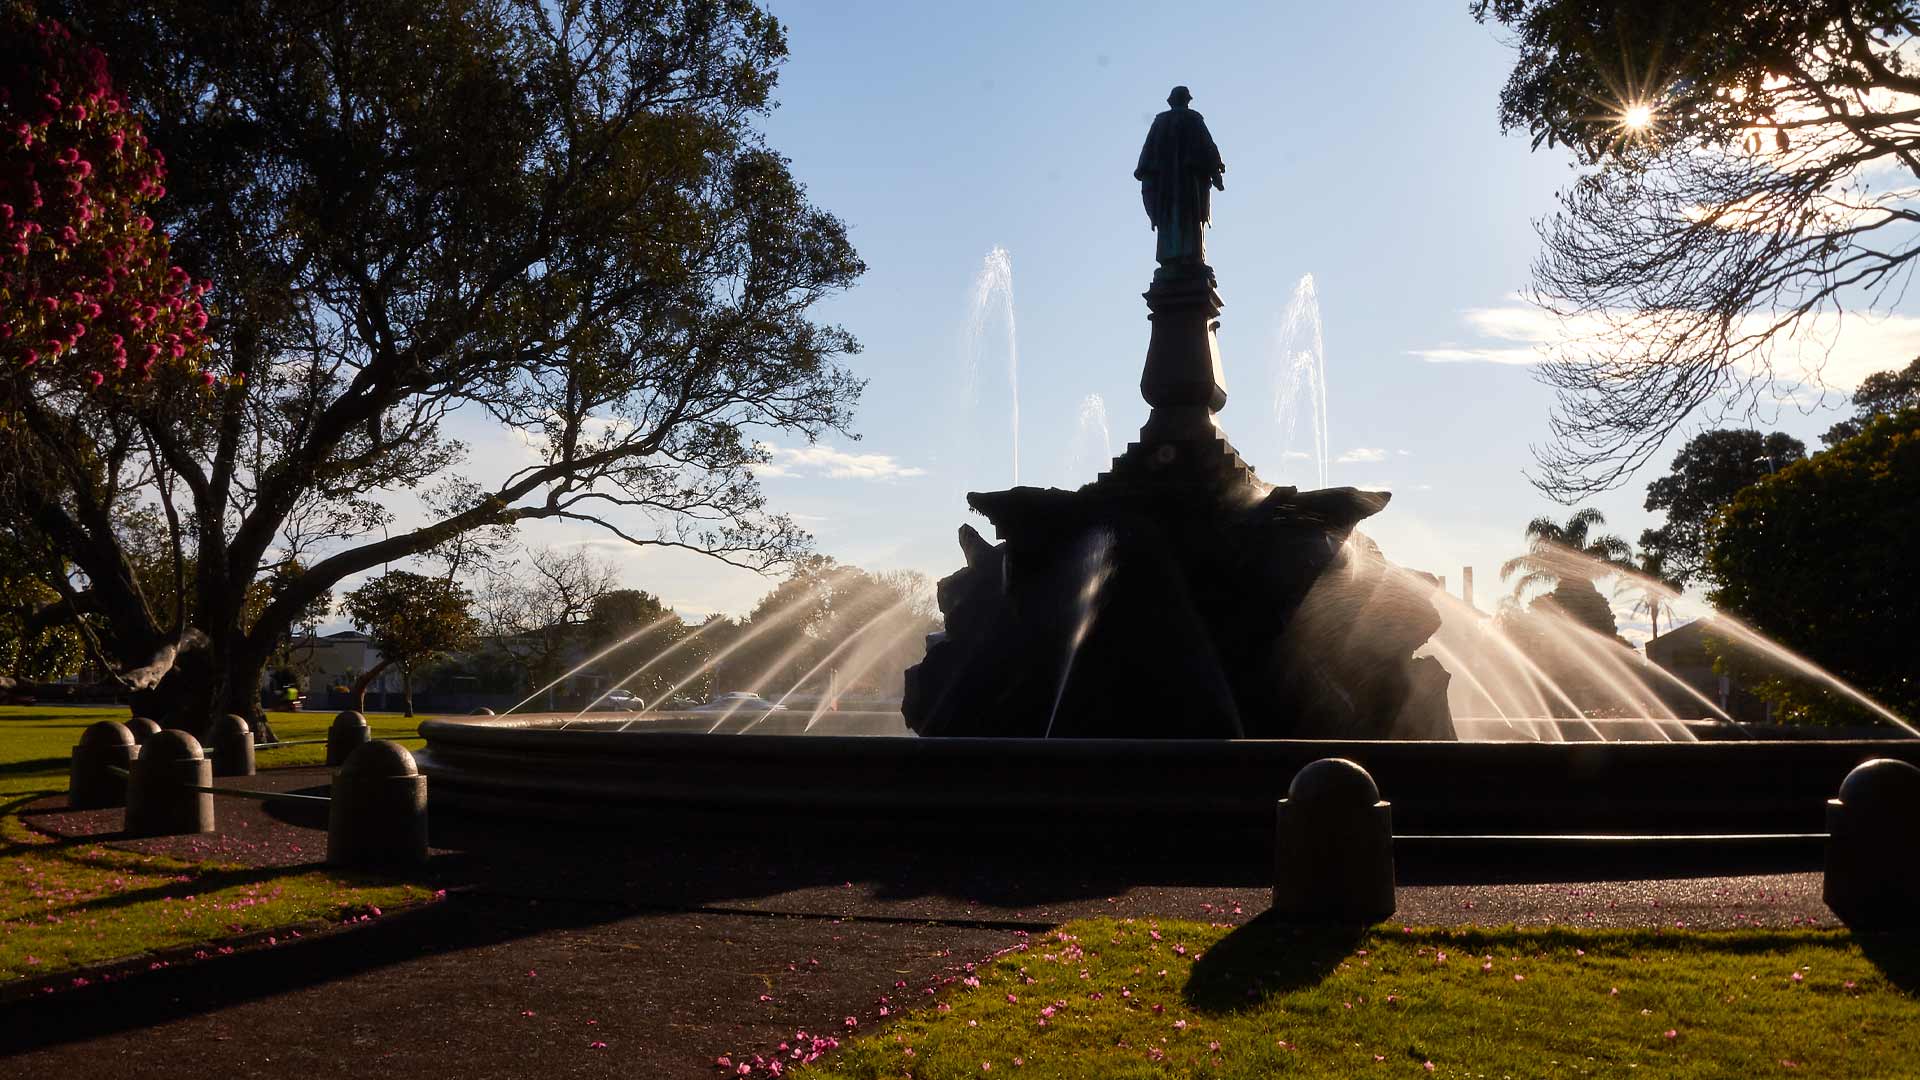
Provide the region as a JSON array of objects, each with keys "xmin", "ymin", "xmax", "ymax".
[
  {"xmin": 351, "ymin": 658, "xmax": 396, "ymax": 714},
  {"xmin": 402, "ymin": 662, "xmax": 415, "ymax": 718}
]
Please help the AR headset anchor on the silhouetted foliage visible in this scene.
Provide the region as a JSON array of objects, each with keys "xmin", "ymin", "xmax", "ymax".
[
  {"xmin": 713, "ymin": 559, "xmax": 937, "ymax": 702},
  {"xmin": 1500, "ymin": 508, "xmax": 1632, "ymax": 604},
  {"xmin": 3, "ymin": 0, "xmax": 864, "ymax": 729},
  {"xmin": 343, "ymin": 570, "xmax": 478, "ymax": 716},
  {"xmin": 1824, "ymin": 356, "xmax": 1920, "ymax": 444},
  {"xmin": 582, "ymin": 588, "xmax": 704, "ymax": 707},
  {"xmin": 1639, "ymin": 429, "xmax": 1806, "ymax": 587},
  {"xmin": 1707, "ymin": 409, "xmax": 1920, "ymax": 724},
  {"xmin": 476, "ymin": 547, "xmax": 617, "ymax": 706},
  {"xmin": 1473, "ymin": 1, "xmax": 1920, "ymax": 497}
]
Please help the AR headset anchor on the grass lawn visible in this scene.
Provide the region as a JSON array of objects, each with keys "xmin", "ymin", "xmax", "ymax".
[
  {"xmin": 797, "ymin": 916, "xmax": 1920, "ymax": 1079},
  {"xmin": 1, "ymin": 705, "xmax": 436, "ymax": 986}
]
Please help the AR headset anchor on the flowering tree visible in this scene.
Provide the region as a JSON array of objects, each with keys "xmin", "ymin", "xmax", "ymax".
[
  {"xmin": 1, "ymin": 7, "xmax": 216, "ymax": 399},
  {"xmin": 3, "ymin": 1, "xmax": 864, "ymax": 733}
]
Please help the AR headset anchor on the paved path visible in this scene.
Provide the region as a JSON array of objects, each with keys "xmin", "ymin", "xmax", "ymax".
[{"xmin": 0, "ymin": 767, "xmax": 1842, "ymax": 1078}]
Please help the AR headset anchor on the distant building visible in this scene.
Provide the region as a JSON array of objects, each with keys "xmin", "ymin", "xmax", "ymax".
[
  {"xmin": 1643, "ymin": 619, "xmax": 1772, "ymax": 723},
  {"xmin": 284, "ymin": 630, "xmax": 401, "ymax": 705}
]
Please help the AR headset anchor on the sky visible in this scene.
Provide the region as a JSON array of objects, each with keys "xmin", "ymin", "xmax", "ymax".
[{"xmin": 399, "ymin": 0, "xmax": 1901, "ymax": 638}]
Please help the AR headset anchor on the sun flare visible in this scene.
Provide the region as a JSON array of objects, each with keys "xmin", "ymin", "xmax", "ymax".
[{"xmin": 1622, "ymin": 102, "xmax": 1654, "ymax": 130}]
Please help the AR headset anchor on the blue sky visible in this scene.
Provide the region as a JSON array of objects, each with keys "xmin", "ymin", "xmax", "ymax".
[{"xmin": 431, "ymin": 0, "xmax": 1897, "ymax": 634}]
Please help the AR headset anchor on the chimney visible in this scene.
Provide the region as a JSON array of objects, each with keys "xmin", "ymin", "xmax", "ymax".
[{"xmin": 1462, "ymin": 566, "xmax": 1475, "ymax": 609}]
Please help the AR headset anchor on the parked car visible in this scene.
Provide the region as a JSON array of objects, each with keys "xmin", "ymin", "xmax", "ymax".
[
  {"xmin": 586, "ymin": 689, "xmax": 644, "ymax": 712},
  {"xmin": 686, "ymin": 691, "xmax": 786, "ymax": 712}
]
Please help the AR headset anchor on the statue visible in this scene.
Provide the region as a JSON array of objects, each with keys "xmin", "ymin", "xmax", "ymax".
[{"xmin": 1135, "ymin": 86, "xmax": 1225, "ymax": 270}]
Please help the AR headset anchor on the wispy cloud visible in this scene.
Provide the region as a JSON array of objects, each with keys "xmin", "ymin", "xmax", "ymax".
[
  {"xmin": 1413, "ymin": 300, "xmax": 1920, "ymax": 390},
  {"xmin": 1336, "ymin": 447, "xmax": 1388, "ymax": 464},
  {"xmin": 758, "ymin": 443, "xmax": 927, "ymax": 481}
]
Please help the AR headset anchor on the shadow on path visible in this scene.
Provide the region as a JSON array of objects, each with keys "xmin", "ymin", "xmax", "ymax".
[{"xmin": 0, "ymin": 892, "xmax": 605, "ymax": 1056}]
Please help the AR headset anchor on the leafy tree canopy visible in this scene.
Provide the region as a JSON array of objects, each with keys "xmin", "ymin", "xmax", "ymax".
[
  {"xmin": 1472, "ymin": 1, "xmax": 1920, "ymax": 497},
  {"xmin": 2, "ymin": 1, "xmax": 864, "ymax": 729},
  {"xmin": 1824, "ymin": 356, "xmax": 1920, "ymax": 444},
  {"xmin": 343, "ymin": 568, "xmax": 477, "ymax": 714},
  {"xmin": 1639, "ymin": 428, "xmax": 1806, "ymax": 587},
  {"xmin": 1706, "ymin": 408, "xmax": 1920, "ymax": 723}
]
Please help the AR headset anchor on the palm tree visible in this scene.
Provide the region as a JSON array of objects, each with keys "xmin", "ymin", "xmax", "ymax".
[
  {"xmin": 1500, "ymin": 508, "xmax": 1634, "ymax": 597},
  {"xmin": 1500, "ymin": 508, "xmax": 1634, "ymax": 637},
  {"xmin": 1623, "ymin": 549, "xmax": 1683, "ymax": 641}
]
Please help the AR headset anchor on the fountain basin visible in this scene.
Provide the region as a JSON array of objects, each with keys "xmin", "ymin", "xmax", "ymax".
[{"xmin": 415, "ymin": 713, "xmax": 1920, "ymax": 837}]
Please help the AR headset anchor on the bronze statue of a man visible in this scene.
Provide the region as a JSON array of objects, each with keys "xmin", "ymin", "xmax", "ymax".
[{"xmin": 1135, "ymin": 86, "xmax": 1225, "ymax": 270}]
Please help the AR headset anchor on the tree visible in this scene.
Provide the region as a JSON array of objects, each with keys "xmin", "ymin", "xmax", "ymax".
[
  {"xmin": 1639, "ymin": 429, "xmax": 1806, "ymax": 586},
  {"xmin": 1500, "ymin": 508, "xmax": 1633, "ymax": 637},
  {"xmin": 1, "ymin": 9, "xmax": 217, "ymax": 394},
  {"xmin": 1622, "ymin": 548, "xmax": 1682, "ymax": 642},
  {"xmin": 581, "ymin": 588, "xmax": 701, "ymax": 706},
  {"xmin": 1706, "ymin": 408, "xmax": 1920, "ymax": 723},
  {"xmin": 1, "ymin": 9, "xmax": 220, "ymax": 702},
  {"xmin": 1824, "ymin": 356, "xmax": 1920, "ymax": 444},
  {"xmin": 0, "ymin": 535, "xmax": 85, "ymax": 683},
  {"xmin": 3, "ymin": 1, "xmax": 865, "ymax": 732},
  {"xmin": 478, "ymin": 546, "xmax": 617, "ymax": 708},
  {"xmin": 717, "ymin": 560, "xmax": 937, "ymax": 702},
  {"xmin": 342, "ymin": 570, "xmax": 477, "ymax": 717},
  {"xmin": 1473, "ymin": 1, "xmax": 1920, "ymax": 497}
]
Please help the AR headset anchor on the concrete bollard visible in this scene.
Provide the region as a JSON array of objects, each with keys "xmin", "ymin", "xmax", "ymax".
[
  {"xmin": 469, "ymin": 707, "xmax": 496, "ymax": 716},
  {"xmin": 125, "ymin": 730, "xmax": 215, "ymax": 837},
  {"xmin": 125, "ymin": 716, "xmax": 162, "ymax": 745},
  {"xmin": 327, "ymin": 710, "xmax": 371, "ymax": 766},
  {"xmin": 1273, "ymin": 758, "xmax": 1396, "ymax": 923},
  {"xmin": 209, "ymin": 713, "xmax": 257, "ymax": 778},
  {"xmin": 69, "ymin": 721, "xmax": 137, "ymax": 809},
  {"xmin": 1824, "ymin": 758, "xmax": 1920, "ymax": 929},
  {"xmin": 328, "ymin": 740, "xmax": 428, "ymax": 867}
]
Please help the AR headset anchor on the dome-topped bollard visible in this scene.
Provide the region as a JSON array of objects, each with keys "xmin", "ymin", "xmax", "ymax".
[
  {"xmin": 328, "ymin": 740, "xmax": 428, "ymax": 867},
  {"xmin": 1272, "ymin": 758, "xmax": 1396, "ymax": 923},
  {"xmin": 125, "ymin": 730, "xmax": 215, "ymax": 837},
  {"xmin": 69, "ymin": 721, "xmax": 138, "ymax": 810},
  {"xmin": 125, "ymin": 716, "xmax": 162, "ymax": 745},
  {"xmin": 209, "ymin": 713, "xmax": 256, "ymax": 777},
  {"xmin": 1824, "ymin": 758, "xmax": 1920, "ymax": 929},
  {"xmin": 327, "ymin": 710, "xmax": 371, "ymax": 767}
]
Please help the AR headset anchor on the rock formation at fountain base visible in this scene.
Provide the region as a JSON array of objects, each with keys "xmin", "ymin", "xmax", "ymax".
[{"xmin": 901, "ymin": 437, "xmax": 1455, "ymax": 740}]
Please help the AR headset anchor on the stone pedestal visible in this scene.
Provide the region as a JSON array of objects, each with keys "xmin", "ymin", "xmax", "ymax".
[
  {"xmin": 1138, "ymin": 269, "xmax": 1226, "ymax": 445},
  {"xmin": 69, "ymin": 721, "xmax": 137, "ymax": 810},
  {"xmin": 328, "ymin": 710, "xmax": 371, "ymax": 767},
  {"xmin": 126, "ymin": 730, "xmax": 214, "ymax": 837},
  {"xmin": 209, "ymin": 713, "xmax": 256, "ymax": 778},
  {"xmin": 329, "ymin": 740, "xmax": 428, "ymax": 867},
  {"xmin": 1824, "ymin": 758, "xmax": 1920, "ymax": 929},
  {"xmin": 1272, "ymin": 758, "xmax": 1396, "ymax": 923}
]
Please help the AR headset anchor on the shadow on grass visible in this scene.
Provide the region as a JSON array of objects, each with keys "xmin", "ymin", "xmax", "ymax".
[
  {"xmin": 0, "ymin": 892, "xmax": 614, "ymax": 1056},
  {"xmin": 25, "ymin": 857, "xmax": 446, "ymax": 922},
  {"xmin": 1854, "ymin": 932, "xmax": 1920, "ymax": 997},
  {"xmin": 1181, "ymin": 910, "xmax": 1366, "ymax": 1014},
  {"xmin": 0, "ymin": 757, "xmax": 67, "ymax": 778}
]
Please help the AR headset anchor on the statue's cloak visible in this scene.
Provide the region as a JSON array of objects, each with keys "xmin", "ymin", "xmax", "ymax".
[{"xmin": 1134, "ymin": 107, "xmax": 1223, "ymax": 246}]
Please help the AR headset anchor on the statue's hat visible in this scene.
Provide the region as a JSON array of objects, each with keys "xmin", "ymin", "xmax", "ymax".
[{"xmin": 1167, "ymin": 85, "xmax": 1192, "ymax": 106}]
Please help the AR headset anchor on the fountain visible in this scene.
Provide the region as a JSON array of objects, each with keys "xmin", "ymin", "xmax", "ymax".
[
  {"xmin": 414, "ymin": 87, "xmax": 1917, "ymax": 842},
  {"xmin": 901, "ymin": 86, "xmax": 1450, "ymax": 740}
]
